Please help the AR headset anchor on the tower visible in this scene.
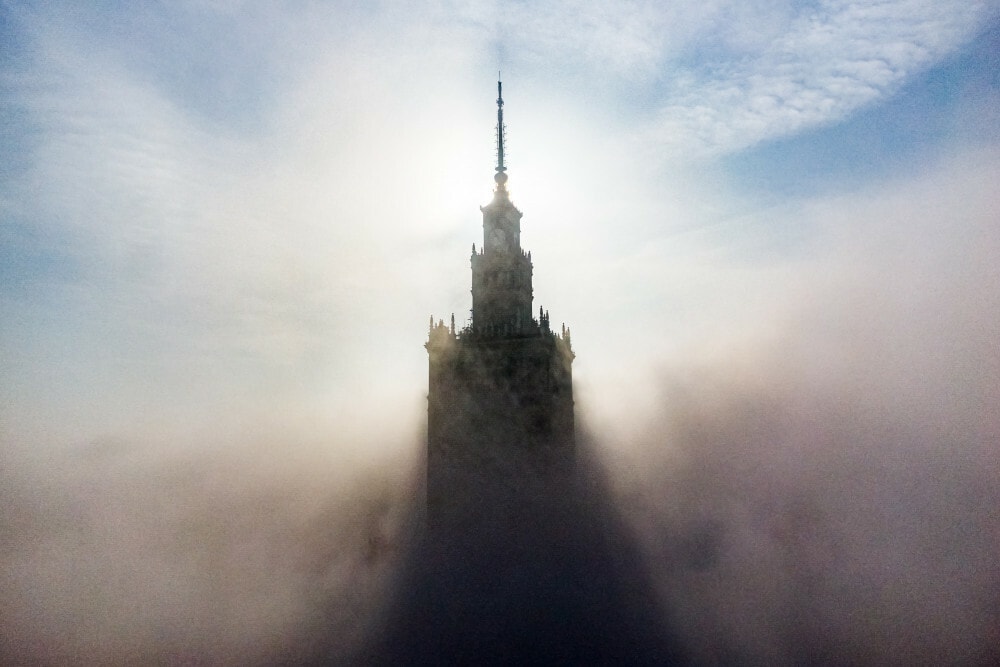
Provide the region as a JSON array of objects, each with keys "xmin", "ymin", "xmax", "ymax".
[
  {"xmin": 426, "ymin": 79, "xmax": 575, "ymax": 533},
  {"xmin": 378, "ymin": 87, "xmax": 684, "ymax": 662}
]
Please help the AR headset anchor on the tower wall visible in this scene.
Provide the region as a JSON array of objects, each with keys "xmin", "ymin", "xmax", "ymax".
[{"xmin": 426, "ymin": 324, "xmax": 574, "ymax": 533}]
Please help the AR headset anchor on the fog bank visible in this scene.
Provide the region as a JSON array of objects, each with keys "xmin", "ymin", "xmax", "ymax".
[{"xmin": 600, "ymin": 150, "xmax": 1000, "ymax": 664}]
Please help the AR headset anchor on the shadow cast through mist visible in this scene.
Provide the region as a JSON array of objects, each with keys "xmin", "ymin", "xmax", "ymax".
[{"xmin": 326, "ymin": 436, "xmax": 688, "ymax": 666}]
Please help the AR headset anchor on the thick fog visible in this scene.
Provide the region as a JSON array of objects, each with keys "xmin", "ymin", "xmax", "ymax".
[
  {"xmin": 602, "ymin": 151, "xmax": 1000, "ymax": 664},
  {"xmin": 5, "ymin": 149, "xmax": 998, "ymax": 664},
  {"xmin": 3, "ymin": 3, "xmax": 999, "ymax": 664}
]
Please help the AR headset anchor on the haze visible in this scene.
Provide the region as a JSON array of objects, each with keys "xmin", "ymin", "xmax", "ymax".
[{"xmin": 2, "ymin": 2, "xmax": 998, "ymax": 664}]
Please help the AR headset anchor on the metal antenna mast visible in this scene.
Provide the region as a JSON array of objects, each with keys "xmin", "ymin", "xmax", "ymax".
[{"xmin": 495, "ymin": 74, "xmax": 508, "ymax": 189}]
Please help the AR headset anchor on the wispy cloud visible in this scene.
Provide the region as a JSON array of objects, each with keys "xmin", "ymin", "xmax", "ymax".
[
  {"xmin": 649, "ymin": 0, "xmax": 994, "ymax": 156},
  {"xmin": 1, "ymin": 3, "xmax": 999, "ymax": 661},
  {"xmin": 417, "ymin": 1, "xmax": 997, "ymax": 156},
  {"xmin": 0, "ymin": 7, "xmax": 488, "ymax": 439}
]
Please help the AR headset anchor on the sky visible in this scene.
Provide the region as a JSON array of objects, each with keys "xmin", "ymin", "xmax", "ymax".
[{"xmin": 2, "ymin": 1, "xmax": 999, "ymax": 663}]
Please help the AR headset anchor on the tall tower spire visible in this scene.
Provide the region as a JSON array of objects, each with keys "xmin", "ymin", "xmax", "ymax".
[
  {"xmin": 495, "ymin": 74, "xmax": 508, "ymax": 189},
  {"xmin": 426, "ymin": 75, "xmax": 576, "ymax": 540}
]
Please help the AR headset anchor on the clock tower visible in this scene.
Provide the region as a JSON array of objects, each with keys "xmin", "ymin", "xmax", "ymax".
[
  {"xmin": 425, "ymin": 79, "xmax": 575, "ymax": 533},
  {"xmin": 372, "ymin": 79, "xmax": 685, "ymax": 666}
]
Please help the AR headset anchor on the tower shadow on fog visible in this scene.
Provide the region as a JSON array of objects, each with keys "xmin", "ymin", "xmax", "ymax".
[{"xmin": 358, "ymin": 81, "xmax": 687, "ymax": 665}]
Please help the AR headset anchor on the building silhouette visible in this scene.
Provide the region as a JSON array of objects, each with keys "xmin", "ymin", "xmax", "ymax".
[
  {"xmin": 352, "ymin": 80, "xmax": 686, "ymax": 665},
  {"xmin": 426, "ymin": 80, "xmax": 575, "ymax": 534}
]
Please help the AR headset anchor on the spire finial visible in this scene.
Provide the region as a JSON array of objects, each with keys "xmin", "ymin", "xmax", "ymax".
[{"xmin": 494, "ymin": 75, "xmax": 508, "ymax": 189}]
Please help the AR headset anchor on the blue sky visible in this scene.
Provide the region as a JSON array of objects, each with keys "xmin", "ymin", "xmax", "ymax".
[
  {"xmin": 3, "ymin": 2, "xmax": 995, "ymax": 436},
  {"xmin": 0, "ymin": 0, "xmax": 996, "ymax": 452},
  {"xmin": 2, "ymin": 3, "xmax": 1000, "ymax": 660},
  {"xmin": 723, "ymin": 20, "xmax": 999, "ymax": 196}
]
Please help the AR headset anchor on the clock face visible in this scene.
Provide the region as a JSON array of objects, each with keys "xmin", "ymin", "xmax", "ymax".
[{"xmin": 490, "ymin": 227, "xmax": 507, "ymax": 252}]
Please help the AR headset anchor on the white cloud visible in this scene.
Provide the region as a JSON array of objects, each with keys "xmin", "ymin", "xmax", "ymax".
[
  {"xmin": 650, "ymin": 0, "xmax": 994, "ymax": 156},
  {"xmin": 422, "ymin": 0, "xmax": 997, "ymax": 156},
  {"xmin": 2, "ymin": 4, "xmax": 999, "ymax": 661}
]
